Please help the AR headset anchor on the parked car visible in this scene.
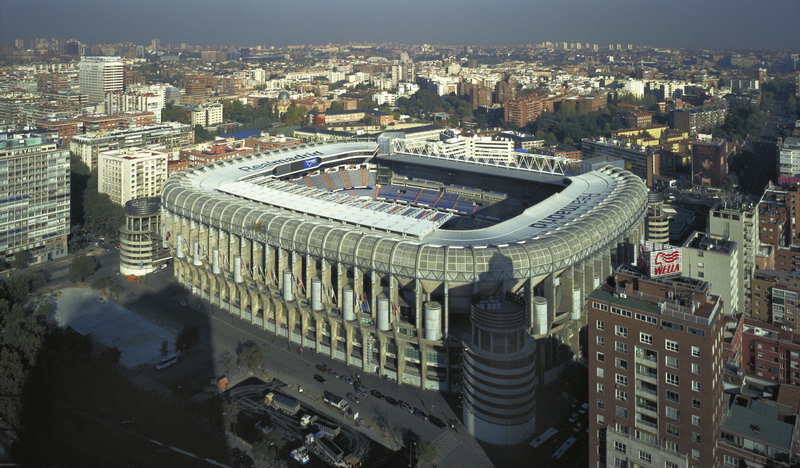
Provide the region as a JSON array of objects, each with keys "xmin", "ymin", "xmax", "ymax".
[
  {"xmin": 370, "ymin": 389, "xmax": 384, "ymax": 399},
  {"xmin": 413, "ymin": 408, "xmax": 429, "ymax": 421},
  {"xmin": 346, "ymin": 392, "xmax": 360, "ymax": 404},
  {"xmin": 340, "ymin": 375, "xmax": 354, "ymax": 384},
  {"xmin": 354, "ymin": 383, "xmax": 368, "ymax": 396},
  {"xmin": 313, "ymin": 374, "xmax": 327, "ymax": 384},
  {"xmin": 384, "ymin": 396, "xmax": 398, "ymax": 406},
  {"xmin": 316, "ymin": 364, "xmax": 328, "ymax": 373},
  {"xmin": 399, "ymin": 400, "xmax": 413, "ymax": 414},
  {"xmin": 428, "ymin": 415, "xmax": 446, "ymax": 429}
]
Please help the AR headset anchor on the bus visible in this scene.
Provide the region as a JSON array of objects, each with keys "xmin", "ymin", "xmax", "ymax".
[
  {"xmin": 530, "ymin": 427, "xmax": 558, "ymax": 449},
  {"xmin": 155, "ymin": 354, "xmax": 177, "ymax": 370},
  {"xmin": 552, "ymin": 437, "xmax": 576, "ymax": 460}
]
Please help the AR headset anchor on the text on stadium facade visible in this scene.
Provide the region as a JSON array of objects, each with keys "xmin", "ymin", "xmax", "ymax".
[
  {"xmin": 529, "ymin": 193, "xmax": 601, "ymax": 229},
  {"xmin": 238, "ymin": 150, "xmax": 325, "ymax": 172}
]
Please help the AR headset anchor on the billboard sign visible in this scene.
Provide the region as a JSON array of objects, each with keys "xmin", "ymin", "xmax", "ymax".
[{"xmin": 650, "ymin": 248, "xmax": 681, "ymax": 277}]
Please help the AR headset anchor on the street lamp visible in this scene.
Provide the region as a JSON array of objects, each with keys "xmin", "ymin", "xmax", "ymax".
[{"xmin": 408, "ymin": 440, "xmax": 416, "ymax": 468}]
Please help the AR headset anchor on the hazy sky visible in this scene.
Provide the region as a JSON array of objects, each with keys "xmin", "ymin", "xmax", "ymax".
[{"xmin": 1, "ymin": 0, "xmax": 797, "ymax": 50}]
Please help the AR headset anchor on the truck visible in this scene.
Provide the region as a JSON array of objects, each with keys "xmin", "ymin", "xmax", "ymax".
[
  {"xmin": 300, "ymin": 413, "xmax": 318, "ymax": 428},
  {"xmin": 323, "ymin": 391, "xmax": 349, "ymax": 412},
  {"xmin": 265, "ymin": 392, "xmax": 301, "ymax": 415}
]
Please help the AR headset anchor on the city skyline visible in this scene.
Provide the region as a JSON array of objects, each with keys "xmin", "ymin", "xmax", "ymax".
[{"xmin": 1, "ymin": 0, "xmax": 799, "ymax": 50}]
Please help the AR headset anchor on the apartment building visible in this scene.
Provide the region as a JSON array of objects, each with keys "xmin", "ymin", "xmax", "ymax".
[
  {"xmin": 0, "ymin": 134, "xmax": 70, "ymax": 263},
  {"xmin": 98, "ymin": 147, "xmax": 168, "ymax": 206},
  {"xmin": 672, "ymin": 103, "xmax": 727, "ymax": 135},
  {"xmin": 681, "ymin": 231, "xmax": 740, "ymax": 315},
  {"xmin": 188, "ymin": 101, "xmax": 223, "ymax": 127},
  {"xmin": 105, "ymin": 90, "xmax": 164, "ymax": 123},
  {"xmin": 69, "ymin": 122, "xmax": 193, "ymax": 170},
  {"xmin": 708, "ymin": 199, "xmax": 759, "ymax": 315},
  {"xmin": 588, "ymin": 266, "xmax": 725, "ymax": 468},
  {"xmin": 752, "ymin": 270, "xmax": 800, "ymax": 334}
]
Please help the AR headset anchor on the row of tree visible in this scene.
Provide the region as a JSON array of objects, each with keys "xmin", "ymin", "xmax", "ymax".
[{"xmin": 70, "ymin": 155, "xmax": 125, "ymax": 239}]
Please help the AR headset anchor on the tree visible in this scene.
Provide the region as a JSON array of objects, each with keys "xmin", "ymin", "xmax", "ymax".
[
  {"xmin": 194, "ymin": 125, "xmax": 213, "ymax": 143},
  {"xmin": 175, "ymin": 325, "xmax": 199, "ymax": 353},
  {"xmin": 160, "ymin": 339, "xmax": 169, "ymax": 358},
  {"xmin": 218, "ymin": 350, "xmax": 234, "ymax": 375},
  {"xmin": 237, "ymin": 342, "xmax": 263, "ymax": 372},
  {"xmin": 252, "ymin": 428, "xmax": 287, "ymax": 464},
  {"xmin": 11, "ymin": 250, "xmax": 30, "ymax": 270},
  {"xmin": 161, "ymin": 101, "xmax": 189, "ymax": 124},
  {"xmin": 282, "ymin": 104, "xmax": 307, "ymax": 126},
  {"xmin": 100, "ymin": 346, "xmax": 122, "ymax": 365},
  {"xmin": 222, "ymin": 399, "xmax": 239, "ymax": 433},
  {"xmin": 328, "ymin": 101, "xmax": 345, "ymax": 112},
  {"xmin": 414, "ymin": 440, "xmax": 437, "ymax": 468},
  {"xmin": 68, "ymin": 255, "xmax": 97, "ymax": 283}
]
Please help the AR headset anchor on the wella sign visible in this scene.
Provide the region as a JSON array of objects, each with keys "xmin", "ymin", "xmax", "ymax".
[{"xmin": 650, "ymin": 248, "xmax": 682, "ymax": 277}]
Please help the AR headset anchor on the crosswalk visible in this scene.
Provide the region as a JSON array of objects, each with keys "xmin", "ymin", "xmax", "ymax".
[{"xmin": 430, "ymin": 429, "xmax": 463, "ymax": 465}]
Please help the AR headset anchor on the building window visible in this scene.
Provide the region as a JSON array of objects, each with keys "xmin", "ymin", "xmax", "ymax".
[
  {"xmin": 666, "ymin": 406, "xmax": 679, "ymax": 420},
  {"xmin": 665, "ymin": 440, "xmax": 679, "ymax": 454},
  {"xmin": 597, "ymin": 367, "xmax": 605, "ymax": 378},
  {"xmin": 616, "ymin": 405, "xmax": 628, "ymax": 418},
  {"xmin": 665, "ymin": 340, "xmax": 679, "ymax": 352},
  {"xmin": 691, "ymin": 432, "xmax": 701, "ymax": 444},
  {"xmin": 597, "ymin": 399, "xmax": 605, "ymax": 409},
  {"xmin": 616, "ymin": 374, "xmax": 628, "ymax": 386},
  {"xmin": 597, "ymin": 383, "xmax": 605, "ymax": 393},
  {"xmin": 691, "ymin": 346, "xmax": 701, "ymax": 358},
  {"xmin": 666, "ymin": 373, "xmax": 679, "ymax": 386},
  {"xmin": 638, "ymin": 451, "xmax": 652, "ymax": 464},
  {"xmin": 616, "ymin": 341, "xmax": 628, "ymax": 354},
  {"xmin": 597, "ymin": 336, "xmax": 605, "ymax": 346},
  {"xmin": 691, "ymin": 363, "xmax": 700, "ymax": 374},
  {"xmin": 665, "ymin": 355, "xmax": 679, "ymax": 369},
  {"xmin": 597, "ymin": 320, "xmax": 605, "ymax": 330},
  {"xmin": 692, "ymin": 398, "xmax": 701, "ymax": 409},
  {"xmin": 616, "ymin": 389, "xmax": 628, "ymax": 402},
  {"xmin": 666, "ymin": 390, "xmax": 679, "ymax": 403},
  {"xmin": 692, "ymin": 415, "xmax": 700, "ymax": 426},
  {"xmin": 616, "ymin": 325, "xmax": 628, "ymax": 338},
  {"xmin": 640, "ymin": 332, "xmax": 653, "ymax": 345},
  {"xmin": 691, "ymin": 449, "xmax": 700, "ymax": 460},
  {"xmin": 615, "ymin": 423, "xmax": 629, "ymax": 435},
  {"xmin": 666, "ymin": 423, "xmax": 680, "ymax": 437},
  {"xmin": 691, "ymin": 381, "xmax": 700, "ymax": 392},
  {"xmin": 616, "ymin": 358, "xmax": 628, "ymax": 370},
  {"xmin": 723, "ymin": 455, "xmax": 738, "ymax": 467},
  {"xmin": 597, "ymin": 352, "xmax": 605, "ymax": 362},
  {"xmin": 597, "ymin": 414, "xmax": 605, "ymax": 425},
  {"xmin": 614, "ymin": 441, "xmax": 626, "ymax": 453}
]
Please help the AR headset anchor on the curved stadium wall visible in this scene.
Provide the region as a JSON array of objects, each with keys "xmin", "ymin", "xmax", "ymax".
[{"xmin": 161, "ymin": 137, "xmax": 647, "ymax": 444}]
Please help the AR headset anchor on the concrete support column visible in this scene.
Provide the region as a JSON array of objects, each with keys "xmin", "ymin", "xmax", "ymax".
[
  {"xmin": 443, "ymin": 282, "xmax": 450, "ymax": 339},
  {"xmin": 176, "ymin": 234, "xmax": 184, "ymax": 258},
  {"xmin": 253, "ymin": 241, "xmax": 264, "ymax": 284},
  {"xmin": 212, "ymin": 247, "xmax": 220, "ymax": 275},
  {"xmin": 233, "ymin": 255, "xmax": 243, "ymax": 283},
  {"xmin": 344, "ymin": 323, "xmax": 354, "ymax": 364},
  {"xmin": 544, "ymin": 274, "xmax": 557, "ymax": 325},
  {"xmin": 277, "ymin": 249, "xmax": 288, "ymax": 289},
  {"xmin": 602, "ymin": 251, "xmax": 612, "ymax": 279}
]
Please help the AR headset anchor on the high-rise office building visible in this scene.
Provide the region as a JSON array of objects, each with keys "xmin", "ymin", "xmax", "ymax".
[
  {"xmin": 588, "ymin": 266, "xmax": 725, "ymax": 468},
  {"xmin": 79, "ymin": 56, "xmax": 123, "ymax": 104},
  {"xmin": 0, "ymin": 134, "xmax": 70, "ymax": 264}
]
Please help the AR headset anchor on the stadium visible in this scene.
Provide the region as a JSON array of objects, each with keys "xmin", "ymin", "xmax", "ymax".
[{"xmin": 161, "ymin": 130, "xmax": 648, "ymax": 444}]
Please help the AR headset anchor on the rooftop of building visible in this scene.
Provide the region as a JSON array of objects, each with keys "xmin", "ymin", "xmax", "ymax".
[
  {"xmin": 590, "ymin": 266, "xmax": 720, "ymax": 325},
  {"xmin": 722, "ymin": 397, "xmax": 795, "ymax": 451},
  {"xmin": 738, "ymin": 317, "xmax": 800, "ymax": 346},
  {"xmin": 683, "ymin": 231, "xmax": 737, "ymax": 254},
  {"xmin": 0, "ymin": 134, "xmax": 55, "ymax": 150},
  {"xmin": 752, "ymin": 268, "xmax": 800, "ymax": 284}
]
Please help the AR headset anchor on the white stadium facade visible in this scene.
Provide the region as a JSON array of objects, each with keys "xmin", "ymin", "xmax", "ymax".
[{"xmin": 161, "ymin": 131, "xmax": 647, "ymax": 445}]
